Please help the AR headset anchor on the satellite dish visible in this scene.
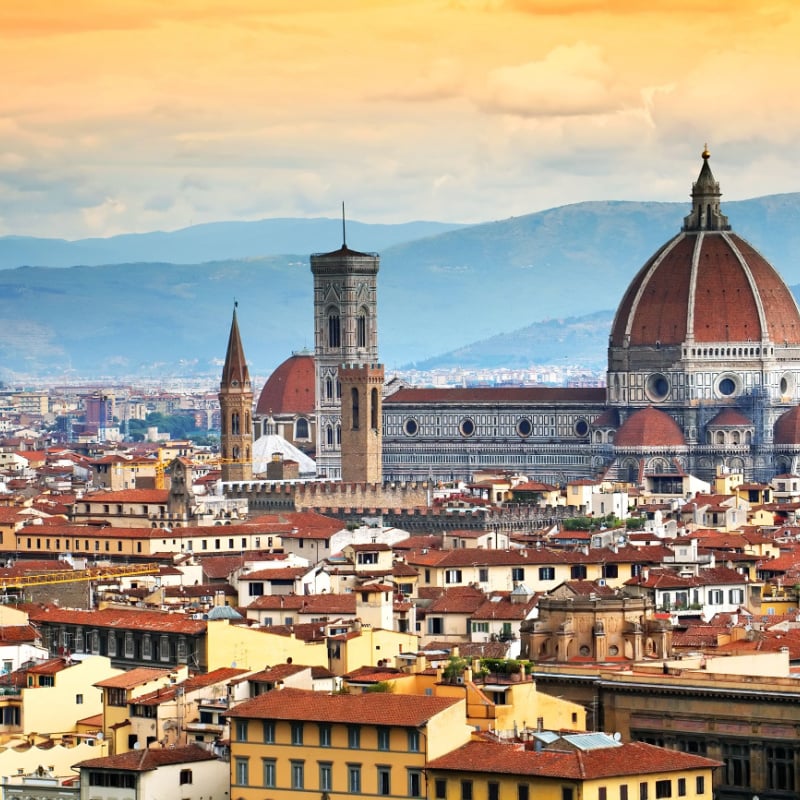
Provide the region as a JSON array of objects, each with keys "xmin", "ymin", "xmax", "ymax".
[
  {"xmin": 96, "ymin": 731, "xmax": 104, "ymax": 740},
  {"xmin": 133, "ymin": 741, "xmax": 141, "ymax": 750}
]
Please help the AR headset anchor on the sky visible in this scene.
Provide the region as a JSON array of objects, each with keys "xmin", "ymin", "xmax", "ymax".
[{"xmin": 2, "ymin": 0, "xmax": 799, "ymax": 239}]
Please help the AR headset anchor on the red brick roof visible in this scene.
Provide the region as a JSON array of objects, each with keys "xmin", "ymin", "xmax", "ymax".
[
  {"xmin": 709, "ymin": 408, "xmax": 753, "ymax": 427},
  {"xmin": 610, "ymin": 231, "xmax": 800, "ymax": 347},
  {"xmin": 226, "ymin": 686, "xmax": 461, "ymax": 724},
  {"xmin": 774, "ymin": 406, "xmax": 800, "ymax": 445},
  {"xmin": 615, "ymin": 407, "xmax": 686, "ymax": 448},
  {"xmin": 94, "ymin": 667, "xmax": 174, "ymax": 689},
  {"xmin": 427, "ymin": 739, "xmax": 720, "ymax": 779},
  {"xmin": 29, "ymin": 607, "xmax": 206, "ymax": 635},
  {"xmin": 74, "ymin": 743, "xmax": 217, "ymax": 771},
  {"xmin": 256, "ymin": 352, "xmax": 316, "ymax": 416},
  {"xmin": 80, "ymin": 489, "xmax": 169, "ymax": 504},
  {"xmin": 385, "ymin": 387, "xmax": 606, "ymax": 405}
]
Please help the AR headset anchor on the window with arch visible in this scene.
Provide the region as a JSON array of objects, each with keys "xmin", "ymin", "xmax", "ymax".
[
  {"xmin": 327, "ymin": 310, "xmax": 341, "ymax": 348},
  {"xmin": 326, "ymin": 425, "xmax": 334, "ymax": 447},
  {"xmin": 326, "ymin": 377, "xmax": 333, "ymax": 399},
  {"xmin": 245, "ymin": 411, "xmax": 251, "ymax": 434},
  {"xmin": 231, "ymin": 412, "xmax": 240, "ymax": 436},
  {"xmin": 371, "ymin": 387, "xmax": 379, "ymax": 430},
  {"xmin": 232, "ymin": 445, "xmax": 240, "ymax": 461},
  {"xmin": 357, "ymin": 311, "xmax": 367, "ymax": 348},
  {"xmin": 296, "ymin": 418, "xmax": 310, "ymax": 440},
  {"xmin": 351, "ymin": 387, "xmax": 360, "ymax": 430},
  {"xmin": 336, "ymin": 424, "xmax": 341, "ymax": 446}
]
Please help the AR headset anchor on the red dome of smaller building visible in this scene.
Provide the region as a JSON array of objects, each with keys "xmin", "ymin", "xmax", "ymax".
[
  {"xmin": 708, "ymin": 408, "xmax": 753, "ymax": 428},
  {"xmin": 774, "ymin": 406, "xmax": 800, "ymax": 445},
  {"xmin": 256, "ymin": 352, "xmax": 315, "ymax": 416},
  {"xmin": 614, "ymin": 407, "xmax": 686, "ymax": 448}
]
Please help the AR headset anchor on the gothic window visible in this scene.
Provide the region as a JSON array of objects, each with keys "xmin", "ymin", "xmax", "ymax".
[
  {"xmin": 357, "ymin": 311, "xmax": 367, "ymax": 348},
  {"xmin": 326, "ymin": 377, "xmax": 333, "ymax": 399},
  {"xmin": 351, "ymin": 388, "xmax": 360, "ymax": 430},
  {"xmin": 231, "ymin": 412, "xmax": 240, "ymax": 435},
  {"xmin": 296, "ymin": 418, "xmax": 310, "ymax": 439},
  {"xmin": 328, "ymin": 310, "xmax": 341, "ymax": 348},
  {"xmin": 336, "ymin": 424, "xmax": 341, "ymax": 446},
  {"xmin": 371, "ymin": 387, "xmax": 379, "ymax": 430},
  {"xmin": 326, "ymin": 425, "xmax": 334, "ymax": 447},
  {"xmin": 232, "ymin": 446, "xmax": 240, "ymax": 461}
]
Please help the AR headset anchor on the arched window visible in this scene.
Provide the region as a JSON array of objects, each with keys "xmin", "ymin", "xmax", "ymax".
[
  {"xmin": 351, "ymin": 387, "xmax": 360, "ymax": 430},
  {"xmin": 326, "ymin": 377, "xmax": 333, "ymax": 399},
  {"xmin": 336, "ymin": 424, "xmax": 341, "ymax": 446},
  {"xmin": 326, "ymin": 425, "xmax": 334, "ymax": 446},
  {"xmin": 371, "ymin": 387, "xmax": 379, "ymax": 430},
  {"xmin": 232, "ymin": 445, "xmax": 240, "ymax": 461},
  {"xmin": 231, "ymin": 412, "xmax": 240, "ymax": 436},
  {"xmin": 245, "ymin": 411, "xmax": 251, "ymax": 435},
  {"xmin": 328, "ymin": 310, "xmax": 341, "ymax": 348},
  {"xmin": 357, "ymin": 310, "xmax": 367, "ymax": 348},
  {"xmin": 296, "ymin": 418, "xmax": 310, "ymax": 439}
]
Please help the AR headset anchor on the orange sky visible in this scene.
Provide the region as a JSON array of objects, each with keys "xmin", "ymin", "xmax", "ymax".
[{"xmin": 1, "ymin": 0, "xmax": 799, "ymax": 237}]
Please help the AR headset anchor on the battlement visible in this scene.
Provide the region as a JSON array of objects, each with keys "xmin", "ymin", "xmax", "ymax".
[{"xmin": 223, "ymin": 478, "xmax": 428, "ymax": 513}]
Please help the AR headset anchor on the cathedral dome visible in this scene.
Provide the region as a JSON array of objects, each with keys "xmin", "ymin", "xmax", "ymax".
[
  {"xmin": 256, "ymin": 352, "xmax": 315, "ymax": 416},
  {"xmin": 614, "ymin": 407, "xmax": 686, "ymax": 448},
  {"xmin": 774, "ymin": 406, "xmax": 800, "ymax": 445},
  {"xmin": 610, "ymin": 152, "xmax": 800, "ymax": 350}
]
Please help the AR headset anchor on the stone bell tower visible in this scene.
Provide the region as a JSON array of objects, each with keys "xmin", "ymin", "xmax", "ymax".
[
  {"xmin": 310, "ymin": 220, "xmax": 379, "ymax": 480},
  {"xmin": 218, "ymin": 304, "xmax": 253, "ymax": 482}
]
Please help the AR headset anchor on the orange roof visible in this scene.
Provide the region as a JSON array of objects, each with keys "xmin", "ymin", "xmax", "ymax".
[
  {"xmin": 428, "ymin": 739, "xmax": 720, "ymax": 779},
  {"xmin": 226, "ymin": 686, "xmax": 461, "ymax": 724},
  {"xmin": 615, "ymin": 407, "xmax": 686, "ymax": 448}
]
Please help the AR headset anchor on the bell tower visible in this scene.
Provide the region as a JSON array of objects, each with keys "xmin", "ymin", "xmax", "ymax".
[
  {"xmin": 310, "ymin": 219, "xmax": 379, "ymax": 479},
  {"xmin": 218, "ymin": 303, "xmax": 253, "ymax": 483},
  {"xmin": 339, "ymin": 362, "xmax": 384, "ymax": 484}
]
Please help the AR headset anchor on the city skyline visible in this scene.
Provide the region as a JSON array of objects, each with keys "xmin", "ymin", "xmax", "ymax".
[{"xmin": 2, "ymin": 1, "xmax": 799, "ymax": 239}]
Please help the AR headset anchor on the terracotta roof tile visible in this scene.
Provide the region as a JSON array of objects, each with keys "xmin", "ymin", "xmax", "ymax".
[
  {"xmin": 226, "ymin": 686, "xmax": 461, "ymax": 724},
  {"xmin": 615, "ymin": 407, "xmax": 686, "ymax": 448}
]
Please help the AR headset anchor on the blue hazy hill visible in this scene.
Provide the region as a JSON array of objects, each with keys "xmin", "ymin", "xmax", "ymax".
[{"xmin": 1, "ymin": 194, "xmax": 800, "ymax": 379}]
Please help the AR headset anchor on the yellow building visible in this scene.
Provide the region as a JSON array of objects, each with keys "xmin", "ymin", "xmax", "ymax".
[
  {"xmin": 349, "ymin": 660, "xmax": 586, "ymax": 734},
  {"xmin": 226, "ymin": 687, "xmax": 471, "ymax": 800},
  {"xmin": 0, "ymin": 655, "xmax": 122, "ymax": 740},
  {"xmin": 95, "ymin": 665, "xmax": 189, "ymax": 755},
  {"xmin": 427, "ymin": 736, "xmax": 720, "ymax": 800}
]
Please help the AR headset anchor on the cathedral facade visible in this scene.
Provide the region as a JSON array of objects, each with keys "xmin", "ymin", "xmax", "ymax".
[{"xmin": 248, "ymin": 151, "xmax": 800, "ymax": 487}]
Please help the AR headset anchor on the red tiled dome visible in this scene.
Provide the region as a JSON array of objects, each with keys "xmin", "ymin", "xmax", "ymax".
[
  {"xmin": 708, "ymin": 408, "xmax": 753, "ymax": 428},
  {"xmin": 256, "ymin": 353, "xmax": 315, "ymax": 416},
  {"xmin": 610, "ymin": 152, "xmax": 800, "ymax": 350},
  {"xmin": 614, "ymin": 407, "xmax": 686, "ymax": 448},
  {"xmin": 610, "ymin": 233, "xmax": 800, "ymax": 348},
  {"xmin": 774, "ymin": 406, "xmax": 800, "ymax": 445}
]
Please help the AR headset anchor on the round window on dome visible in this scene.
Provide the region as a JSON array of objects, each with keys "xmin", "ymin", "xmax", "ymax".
[
  {"xmin": 516, "ymin": 418, "xmax": 532, "ymax": 438},
  {"xmin": 780, "ymin": 372, "xmax": 795, "ymax": 397},
  {"xmin": 574, "ymin": 419, "xmax": 589, "ymax": 437},
  {"xmin": 403, "ymin": 418, "xmax": 419, "ymax": 436},
  {"xmin": 459, "ymin": 418, "xmax": 475, "ymax": 437},
  {"xmin": 716, "ymin": 374, "xmax": 740, "ymax": 398},
  {"xmin": 646, "ymin": 373, "xmax": 670, "ymax": 402}
]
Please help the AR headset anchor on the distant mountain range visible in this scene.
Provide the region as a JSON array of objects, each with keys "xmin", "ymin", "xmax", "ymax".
[{"xmin": 2, "ymin": 194, "xmax": 800, "ymax": 381}]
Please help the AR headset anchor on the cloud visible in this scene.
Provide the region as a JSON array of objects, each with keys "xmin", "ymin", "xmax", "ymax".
[{"xmin": 476, "ymin": 43, "xmax": 633, "ymax": 117}]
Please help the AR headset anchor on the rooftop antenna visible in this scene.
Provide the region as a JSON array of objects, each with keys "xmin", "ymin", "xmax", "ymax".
[{"xmin": 342, "ymin": 202, "xmax": 347, "ymax": 248}]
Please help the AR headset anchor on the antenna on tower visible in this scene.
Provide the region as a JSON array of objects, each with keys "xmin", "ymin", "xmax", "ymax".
[{"xmin": 342, "ymin": 202, "xmax": 347, "ymax": 248}]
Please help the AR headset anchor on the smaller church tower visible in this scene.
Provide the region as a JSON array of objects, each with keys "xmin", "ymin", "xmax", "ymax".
[
  {"xmin": 339, "ymin": 362, "xmax": 384, "ymax": 484},
  {"xmin": 219, "ymin": 304, "xmax": 253, "ymax": 482}
]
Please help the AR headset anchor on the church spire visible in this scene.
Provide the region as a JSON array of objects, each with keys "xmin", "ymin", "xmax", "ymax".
[
  {"xmin": 218, "ymin": 302, "xmax": 253, "ymax": 483},
  {"xmin": 682, "ymin": 145, "xmax": 730, "ymax": 232},
  {"xmin": 220, "ymin": 302, "xmax": 251, "ymax": 390}
]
